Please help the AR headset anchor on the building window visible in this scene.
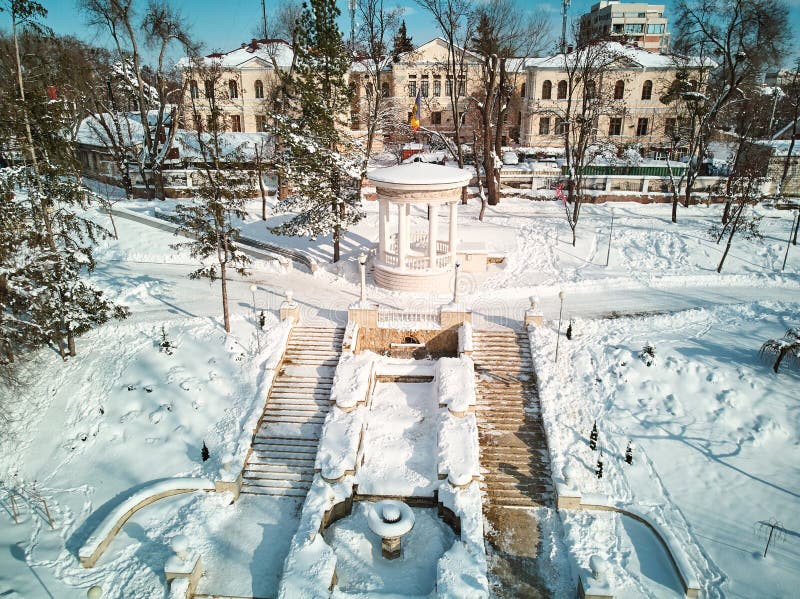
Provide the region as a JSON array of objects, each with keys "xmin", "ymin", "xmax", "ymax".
[
  {"xmin": 585, "ymin": 80, "xmax": 596, "ymax": 99},
  {"xmin": 206, "ymin": 115, "xmax": 215, "ymax": 130},
  {"xmin": 381, "ymin": 82, "xmax": 390, "ymax": 97},
  {"xmin": 624, "ymin": 23, "xmax": 644, "ymax": 33},
  {"xmin": 230, "ymin": 114, "xmax": 241, "ymax": 132},
  {"xmin": 431, "ymin": 111, "xmax": 442, "ymax": 125},
  {"xmin": 641, "ymin": 80, "xmax": 653, "ymax": 100},
  {"xmin": 664, "ymin": 117, "xmax": 677, "ymax": 137},
  {"xmin": 557, "ymin": 80, "xmax": 567, "ymax": 99},
  {"xmin": 647, "ymin": 23, "xmax": 665, "ymax": 34},
  {"xmin": 636, "ymin": 117, "xmax": 649, "ymax": 136},
  {"xmin": 204, "ymin": 80, "xmax": 214, "ymax": 99},
  {"xmin": 445, "ymin": 77, "xmax": 453, "ymax": 96},
  {"xmin": 608, "ymin": 117, "xmax": 622, "ymax": 136},
  {"xmin": 254, "ymin": 80, "xmax": 264, "ymax": 99},
  {"xmin": 542, "ymin": 80, "xmax": 552, "ymax": 99},
  {"xmin": 189, "ymin": 80, "xmax": 199, "ymax": 99},
  {"xmin": 433, "ymin": 77, "xmax": 441, "ymax": 97},
  {"xmin": 457, "ymin": 77, "xmax": 465, "ymax": 97},
  {"xmin": 555, "ymin": 117, "xmax": 567, "ymax": 134},
  {"xmin": 408, "ymin": 76, "xmax": 417, "ymax": 97},
  {"xmin": 421, "ymin": 76, "xmax": 429, "ymax": 97},
  {"xmin": 256, "ymin": 115, "xmax": 267, "ymax": 132},
  {"xmin": 614, "ymin": 80, "xmax": 624, "ymax": 100},
  {"xmin": 539, "ymin": 117, "xmax": 550, "ymax": 135},
  {"xmin": 194, "ymin": 114, "xmax": 203, "ymax": 132},
  {"xmin": 229, "ymin": 80, "xmax": 238, "ymax": 99},
  {"xmin": 521, "ymin": 82, "xmax": 526, "ymax": 98}
]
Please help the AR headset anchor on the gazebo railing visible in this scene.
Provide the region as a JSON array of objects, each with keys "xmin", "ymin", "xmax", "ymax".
[{"xmin": 381, "ymin": 252, "xmax": 453, "ymax": 271}]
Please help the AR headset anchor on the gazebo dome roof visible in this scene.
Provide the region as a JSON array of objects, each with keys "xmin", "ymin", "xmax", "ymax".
[{"xmin": 368, "ymin": 162, "xmax": 471, "ymax": 187}]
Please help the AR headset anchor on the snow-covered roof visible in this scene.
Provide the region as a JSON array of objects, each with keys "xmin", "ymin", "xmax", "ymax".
[
  {"xmin": 172, "ymin": 130, "xmax": 272, "ymax": 161},
  {"xmin": 178, "ymin": 39, "xmax": 293, "ymax": 70},
  {"xmin": 368, "ymin": 162, "xmax": 471, "ymax": 186},
  {"xmin": 756, "ymin": 139, "xmax": 800, "ymax": 157},
  {"xmin": 527, "ymin": 42, "xmax": 711, "ymax": 71},
  {"xmin": 77, "ymin": 113, "xmax": 146, "ymax": 147}
]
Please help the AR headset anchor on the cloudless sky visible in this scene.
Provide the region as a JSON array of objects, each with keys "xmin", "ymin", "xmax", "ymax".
[{"xmin": 18, "ymin": 0, "xmax": 800, "ymax": 64}]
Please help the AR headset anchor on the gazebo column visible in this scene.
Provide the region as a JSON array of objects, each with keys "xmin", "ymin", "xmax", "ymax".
[
  {"xmin": 448, "ymin": 201, "xmax": 458, "ymax": 264},
  {"xmin": 398, "ymin": 202, "xmax": 408, "ymax": 271},
  {"xmin": 428, "ymin": 204, "xmax": 439, "ymax": 268},
  {"xmin": 378, "ymin": 198, "xmax": 389, "ymax": 262}
]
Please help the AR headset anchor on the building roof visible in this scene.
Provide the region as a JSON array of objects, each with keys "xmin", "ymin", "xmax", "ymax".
[
  {"xmin": 528, "ymin": 41, "xmax": 708, "ymax": 70},
  {"xmin": 177, "ymin": 39, "xmax": 294, "ymax": 70}
]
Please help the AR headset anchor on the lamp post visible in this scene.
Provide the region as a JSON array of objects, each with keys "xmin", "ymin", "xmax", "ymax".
[
  {"xmin": 554, "ymin": 289, "xmax": 566, "ymax": 361},
  {"xmin": 359, "ymin": 253, "xmax": 367, "ymax": 303},
  {"xmin": 452, "ymin": 259, "xmax": 462, "ymax": 304},
  {"xmin": 249, "ymin": 284, "xmax": 261, "ymax": 352}
]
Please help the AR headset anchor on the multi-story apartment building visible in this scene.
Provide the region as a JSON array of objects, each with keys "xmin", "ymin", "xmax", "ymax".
[
  {"xmin": 579, "ymin": 1, "xmax": 669, "ymax": 53},
  {"xmin": 520, "ymin": 43, "xmax": 689, "ymax": 154}
]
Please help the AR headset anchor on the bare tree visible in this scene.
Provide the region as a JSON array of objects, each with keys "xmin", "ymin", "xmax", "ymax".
[
  {"xmin": 82, "ymin": 0, "xmax": 195, "ymax": 199},
  {"xmin": 468, "ymin": 0, "xmax": 547, "ymax": 206},
  {"xmin": 354, "ymin": 0, "xmax": 401, "ymax": 174},
  {"xmin": 414, "ymin": 0, "xmax": 474, "ymax": 178},
  {"xmin": 542, "ymin": 39, "xmax": 626, "ymax": 246},
  {"xmin": 670, "ymin": 0, "xmax": 789, "ymax": 216}
]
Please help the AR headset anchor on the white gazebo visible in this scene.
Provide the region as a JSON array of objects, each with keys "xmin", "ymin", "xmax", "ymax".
[{"xmin": 368, "ymin": 163, "xmax": 472, "ymax": 292}]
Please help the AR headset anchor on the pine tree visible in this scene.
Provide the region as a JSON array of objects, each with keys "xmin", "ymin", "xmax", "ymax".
[
  {"xmin": 173, "ymin": 62, "xmax": 254, "ymax": 333},
  {"xmin": 201, "ymin": 441, "xmax": 209, "ymax": 462},
  {"xmin": 270, "ymin": 0, "xmax": 362, "ymax": 263},
  {"xmin": 589, "ymin": 420, "xmax": 598, "ymax": 451},
  {"xmin": 392, "ymin": 20, "xmax": 413, "ymax": 62},
  {"xmin": 625, "ymin": 441, "xmax": 634, "ymax": 465}
]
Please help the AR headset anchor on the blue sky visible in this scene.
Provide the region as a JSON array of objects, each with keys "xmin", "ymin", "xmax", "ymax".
[{"xmin": 20, "ymin": 0, "xmax": 800, "ymax": 63}]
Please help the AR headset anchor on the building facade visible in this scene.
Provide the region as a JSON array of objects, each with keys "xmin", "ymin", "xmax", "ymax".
[
  {"xmin": 178, "ymin": 39, "xmax": 293, "ymax": 134},
  {"xmin": 579, "ymin": 1, "xmax": 669, "ymax": 53},
  {"xmin": 520, "ymin": 43, "xmax": 685, "ymax": 155}
]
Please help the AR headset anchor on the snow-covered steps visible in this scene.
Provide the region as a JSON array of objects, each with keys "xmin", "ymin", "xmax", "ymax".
[
  {"xmin": 241, "ymin": 327, "xmax": 345, "ymax": 497},
  {"xmin": 472, "ymin": 329, "xmax": 553, "ymax": 509}
]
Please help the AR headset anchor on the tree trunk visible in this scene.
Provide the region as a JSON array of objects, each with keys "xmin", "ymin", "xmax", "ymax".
[
  {"xmin": 671, "ymin": 195, "xmax": 678, "ymax": 223},
  {"xmin": 67, "ymin": 329, "xmax": 76, "ymax": 357},
  {"xmin": 717, "ymin": 210, "xmax": 741, "ymax": 273},
  {"xmin": 333, "ymin": 225, "xmax": 341, "ymax": 263},
  {"xmin": 220, "ymin": 262, "xmax": 230, "ymax": 333},
  {"xmin": 793, "ymin": 210, "xmax": 799, "ymax": 245},
  {"xmin": 257, "ymin": 163, "xmax": 267, "ymax": 220}
]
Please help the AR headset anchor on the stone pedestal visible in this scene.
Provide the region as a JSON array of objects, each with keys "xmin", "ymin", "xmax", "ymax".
[{"xmin": 382, "ymin": 536, "xmax": 402, "ymax": 560}]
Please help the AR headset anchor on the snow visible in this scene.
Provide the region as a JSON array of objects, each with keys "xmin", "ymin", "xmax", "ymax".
[
  {"xmin": 3, "ymin": 159, "xmax": 800, "ymax": 598},
  {"xmin": 78, "ymin": 477, "xmax": 215, "ymax": 564},
  {"xmin": 438, "ymin": 413, "xmax": 480, "ymax": 486},
  {"xmin": 330, "ymin": 351, "xmax": 374, "ymax": 410},
  {"xmin": 436, "ymin": 357, "xmax": 476, "ymax": 415},
  {"xmin": 436, "ymin": 482, "xmax": 489, "ymax": 598},
  {"xmin": 365, "ymin": 500, "xmax": 415, "ymax": 538},
  {"xmin": 458, "ymin": 321, "xmax": 473, "ymax": 354},
  {"xmin": 325, "ymin": 502, "xmax": 455, "ymax": 597},
  {"xmin": 530, "ymin": 301, "xmax": 800, "ymax": 598},
  {"xmin": 357, "ymin": 380, "xmax": 438, "ymax": 497},
  {"xmin": 368, "ymin": 162, "xmax": 472, "ymax": 186},
  {"xmin": 178, "ymin": 39, "xmax": 294, "ymax": 70},
  {"xmin": 316, "ymin": 406, "xmax": 366, "ymax": 480}
]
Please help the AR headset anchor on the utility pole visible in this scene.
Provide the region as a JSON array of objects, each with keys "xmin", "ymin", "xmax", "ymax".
[
  {"xmin": 261, "ymin": 0, "xmax": 267, "ymax": 39},
  {"xmin": 561, "ymin": 0, "xmax": 571, "ymax": 54},
  {"xmin": 348, "ymin": 0, "xmax": 356, "ymax": 53}
]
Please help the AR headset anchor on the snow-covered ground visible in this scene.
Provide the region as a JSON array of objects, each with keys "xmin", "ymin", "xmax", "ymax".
[
  {"xmin": 2, "ymin": 181, "xmax": 798, "ymax": 597},
  {"xmin": 531, "ymin": 301, "xmax": 800, "ymax": 598},
  {"xmin": 0, "ymin": 216, "xmax": 292, "ymax": 598},
  {"xmin": 324, "ymin": 502, "xmax": 456, "ymax": 597}
]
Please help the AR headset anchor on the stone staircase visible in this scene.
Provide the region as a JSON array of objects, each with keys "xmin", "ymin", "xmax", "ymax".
[
  {"xmin": 472, "ymin": 329, "xmax": 553, "ymax": 508},
  {"xmin": 241, "ymin": 326, "xmax": 344, "ymax": 497}
]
